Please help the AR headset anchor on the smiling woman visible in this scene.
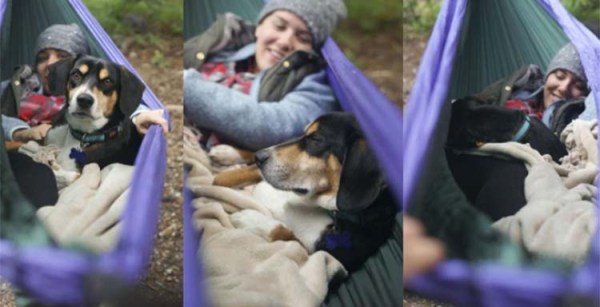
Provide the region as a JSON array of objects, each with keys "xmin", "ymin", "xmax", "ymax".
[
  {"xmin": 542, "ymin": 43, "xmax": 589, "ymax": 108},
  {"xmin": 479, "ymin": 42, "xmax": 590, "ymax": 134},
  {"xmin": 183, "ymin": 0, "xmax": 347, "ymax": 151},
  {"xmin": 254, "ymin": 11, "xmax": 314, "ymax": 71}
]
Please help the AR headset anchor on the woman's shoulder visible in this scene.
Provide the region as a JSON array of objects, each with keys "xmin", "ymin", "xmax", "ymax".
[
  {"xmin": 184, "ymin": 13, "xmax": 256, "ymax": 70},
  {"xmin": 476, "ymin": 64, "xmax": 544, "ymax": 106}
]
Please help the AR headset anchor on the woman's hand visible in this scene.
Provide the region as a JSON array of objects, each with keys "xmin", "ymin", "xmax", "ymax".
[
  {"xmin": 12, "ymin": 123, "xmax": 52, "ymax": 142},
  {"xmin": 133, "ymin": 109, "xmax": 169, "ymax": 135},
  {"xmin": 403, "ymin": 216, "xmax": 445, "ymax": 282}
]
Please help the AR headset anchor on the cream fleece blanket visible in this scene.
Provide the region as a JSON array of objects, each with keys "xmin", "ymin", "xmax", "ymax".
[
  {"xmin": 17, "ymin": 141, "xmax": 133, "ymax": 252},
  {"xmin": 184, "ymin": 127, "xmax": 347, "ymax": 307},
  {"xmin": 476, "ymin": 120, "xmax": 598, "ymax": 264}
]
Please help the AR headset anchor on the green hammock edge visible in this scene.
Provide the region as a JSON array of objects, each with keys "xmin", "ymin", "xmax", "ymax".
[{"xmin": 183, "ymin": 0, "xmax": 264, "ymax": 39}]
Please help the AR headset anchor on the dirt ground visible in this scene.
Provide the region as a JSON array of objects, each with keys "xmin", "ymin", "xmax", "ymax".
[{"xmin": 336, "ymin": 26, "xmax": 403, "ymax": 107}]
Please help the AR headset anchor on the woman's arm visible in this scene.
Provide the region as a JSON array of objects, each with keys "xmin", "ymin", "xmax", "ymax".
[
  {"xmin": 130, "ymin": 104, "xmax": 169, "ymax": 135},
  {"xmin": 2, "ymin": 115, "xmax": 30, "ymax": 140},
  {"xmin": 184, "ymin": 69, "xmax": 339, "ymax": 151}
]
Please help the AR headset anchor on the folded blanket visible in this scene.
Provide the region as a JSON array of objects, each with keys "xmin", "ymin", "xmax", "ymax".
[
  {"xmin": 558, "ymin": 119, "xmax": 598, "ymax": 188},
  {"xmin": 37, "ymin": 163, "xmax": 132, "ymax": 252},
  {"xmin": 184, "ymin": 126, "xmax": 347, "ymax": 307},
  {"xmin": 476, "ymin": 142, "xmax": 597, "ymax": 264}
]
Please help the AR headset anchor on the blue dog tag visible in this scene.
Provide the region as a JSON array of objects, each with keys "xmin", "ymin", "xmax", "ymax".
[
  {"xmin": 69, "ymin": 148, "xmax": 86, "ymax": 165},
  {"xmin": 325, "ymin": 232, "xmax": 352, "ymax": 250}
]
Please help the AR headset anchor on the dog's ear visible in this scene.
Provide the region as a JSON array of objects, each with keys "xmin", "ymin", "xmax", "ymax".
[
  {"xmin": 118, "ymin": 66, "xmax": 145, "ymax": 116},
  {"xmin": 47, "ymin": 56, "xmax": 78, "ymax": 96},
  {"xmin": 337, "ymin": 138, "xmax": 385, "ymax": 212}
]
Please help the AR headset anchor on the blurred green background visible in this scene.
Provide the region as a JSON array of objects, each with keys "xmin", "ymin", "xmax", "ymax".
[
  {"xmin": 81, "ymin": 0, "xmax": 400, "ymax": 46},
  {"xmin": 403, "ymin": 0, "xmax": 600, "ymax": 34},
  {"xmin": 82, "ymin": 0, "xmax": 183, "ymax": 46},
  {"xmin": 81, "ymin": 0, "xmax": 597, "ymax": 41},
  {"xmin": 81, "ymin": 0, "xmax": 401, "ymax": 71}
]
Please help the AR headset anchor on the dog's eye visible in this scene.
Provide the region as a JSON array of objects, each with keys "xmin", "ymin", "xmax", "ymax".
[
  {"xmin": 102, "ymin": 78, "xmax": 113, "ymax": 87},
  {"xmin": 72, "ymin": 72, "xmax": 82, "ymax": 82},
  {"xmin": 307, "ymin": 134, "xmax": 324, "ymax": 143}
]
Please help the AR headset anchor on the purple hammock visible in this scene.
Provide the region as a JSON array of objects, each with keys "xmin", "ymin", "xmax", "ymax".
[
  {"xmin": 403, "ymin": 0, "xmax": 600, "ymax": 306},
  {"xmin": 0, "ymin": 0, "xmax": 168, "ymax": 305},
  {"xmin": 183, "ymin": 34, "xmax": 403, "ymax": 307}
]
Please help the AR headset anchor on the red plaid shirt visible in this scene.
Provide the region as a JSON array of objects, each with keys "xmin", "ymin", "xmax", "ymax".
[
  {"xmin": 199, "ymin": 61, "xmax": 256, "ymax": 95},
  {"xmin": 505, "ymin": 99, "xmax": 544, "ymax": 119},
  {"xmin": 18, "ymin": 94, "xmax": 65, "ymax": 126},
  {"xmin": 197, "ymin": 60, "xmax": 257, "ymax": 146}
]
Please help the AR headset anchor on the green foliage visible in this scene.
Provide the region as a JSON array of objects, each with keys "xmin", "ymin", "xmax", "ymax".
[
  {"xmin": 403, "ymin": 0, "xmax": 442, "ymax": 34},
  {"xmin": 402, "ymin": 0, "xmax": 598, "ymax": 35},
  {"xmin": 151, "ymin": 50, "xmax": 166, "ymax": 67},
  {"xmin": 561, "ymin": 0, "xmax": 600, "ymax": 23},
  {"xmin": 82, "ymin": 0, "xmax": 182, "ymax": 39},
  {"xmin": 344, "ymin": 0, "xmax": 401, "ymax": 32}
]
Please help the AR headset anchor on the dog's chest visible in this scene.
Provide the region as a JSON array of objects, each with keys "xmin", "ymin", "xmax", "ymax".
[
  {"xmin": 46, "ymin": 125, "xmax": 81, "ymax": 171},
  {"xmin": 252, "ymin": 182, "xmax": 333, "ymax": 252}
]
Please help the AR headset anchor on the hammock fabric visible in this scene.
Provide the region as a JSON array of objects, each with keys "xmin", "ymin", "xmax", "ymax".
[
  {"xmin": 0, "ymin": 0, "xmax": 168, "ymax": 305},
  {"xmin": 182, "ymin": 0, "xmax": 403, "ymax": 306},
  {"xmin": 404, "ymin": 0, "xmax": 600, "ymax": 305}
]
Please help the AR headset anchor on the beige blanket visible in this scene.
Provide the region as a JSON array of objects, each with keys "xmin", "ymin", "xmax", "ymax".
[
  {"xmin": 17, "ymin": 141, "xmax": 133, "ymax": 252},
  {"xmin": 184, "ymin": 127, "xmax": 347, "ymax": 307},
  {"xmin": 476, "ymin": 120, "xmax": 598, "ymax": 264}
]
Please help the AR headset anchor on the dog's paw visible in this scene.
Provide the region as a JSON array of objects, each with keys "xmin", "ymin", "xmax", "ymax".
[
  {"xmin": 209, "ymin": 145, "xmax": 247, "ymax": 166},
  {"xmin": 230, "ymin": 209, "xmax": 293, "ymax": 241}
]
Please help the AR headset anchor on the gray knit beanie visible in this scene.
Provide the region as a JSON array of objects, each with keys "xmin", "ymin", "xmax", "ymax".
[
  {"xmin": 257, "ymin": 0, "xmax": 347, "ymax": 48},
  {"xmin": 545, "ymin": 43, "xmax": 587, "ymax": 84},
  {"xmin": 35, "ymin": 24, "xmax": 90, "ymax": 58}
]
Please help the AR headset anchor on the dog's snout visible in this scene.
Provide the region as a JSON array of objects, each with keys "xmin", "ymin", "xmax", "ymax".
[
  {"xmin": 255, "ymin": 149, "xmax": 270, "ymax": 167},
  {"xmin": 77, "ymin": 94, "xmax": 94, "ymax": 109}
]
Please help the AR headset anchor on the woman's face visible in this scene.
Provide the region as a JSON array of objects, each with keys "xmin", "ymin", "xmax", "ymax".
[
  {"xmin": 543, "ymin": 69, "xmax": 588, "ymax": 108},
  {"xmin": 36, "ymin": 48, "xmax": 71, "ymax": 93},
  {"xmin": 255, "ymin": 10, "xmax": 314, "ymax": 71}
]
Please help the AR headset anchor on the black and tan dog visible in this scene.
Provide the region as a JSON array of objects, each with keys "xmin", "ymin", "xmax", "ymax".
[
  {"xmin": 44, "ymin": 55, "xmax": 145, "ymax": 186},
  {"xmin": 447, "ymin": 96, "xmax": 567, "ymax": 161},
  {"xmin": 226, "ymin": 112, "xmax": 397, "ymax": 271},
  {"xmin": 446, "ymin": 96, "xmax": 569, "ymax": 220}
]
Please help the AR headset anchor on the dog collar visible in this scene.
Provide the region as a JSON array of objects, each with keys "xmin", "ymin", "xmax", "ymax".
[
  {"xmin": 512, "ymin": 116, "xmax": 531, "ymax": 142},
  {"xmin": 327, "ymin": 202, "xmax": 395, "ymax": 228},
  {"xmin": 70, "ymin": 125, "xmax": 123, "ymax": 145}
]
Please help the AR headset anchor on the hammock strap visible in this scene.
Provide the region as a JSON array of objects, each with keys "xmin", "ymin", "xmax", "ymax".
[
  {"xmin": 183, "ymin": 185, "xmax": 209, "ymax": 307},
  {"xmin": 322, "ymin": 39, "xmax": 402, "ymax": 205},
  {"xmin": 0, "ymin": 0, "xmax": 5, "ymax": 35},
  {"xmin": 403, "ymin": 0, "xmax": 467, "ymax": 207}
]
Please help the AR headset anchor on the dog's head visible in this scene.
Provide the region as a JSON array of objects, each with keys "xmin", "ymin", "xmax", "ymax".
[
  {"xmin": 447, "ymin": 96, "xmax": 526, "ymax": 148},
  {"xmin": 255, "ymin": 112, "xmax": 386, "ymax": 212},
  {"xmin": 49, "ymin": 55, "xmax": 145, "ymax": 133}
]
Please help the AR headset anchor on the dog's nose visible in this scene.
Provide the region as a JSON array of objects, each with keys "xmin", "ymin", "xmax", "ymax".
[
  {"xmin": 77, "ymin": 94, "xmax": 94, "ymax": 109},
  {"xmin": 255, "ymin": 149, "xmax": 270, "ymax": 167}
]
